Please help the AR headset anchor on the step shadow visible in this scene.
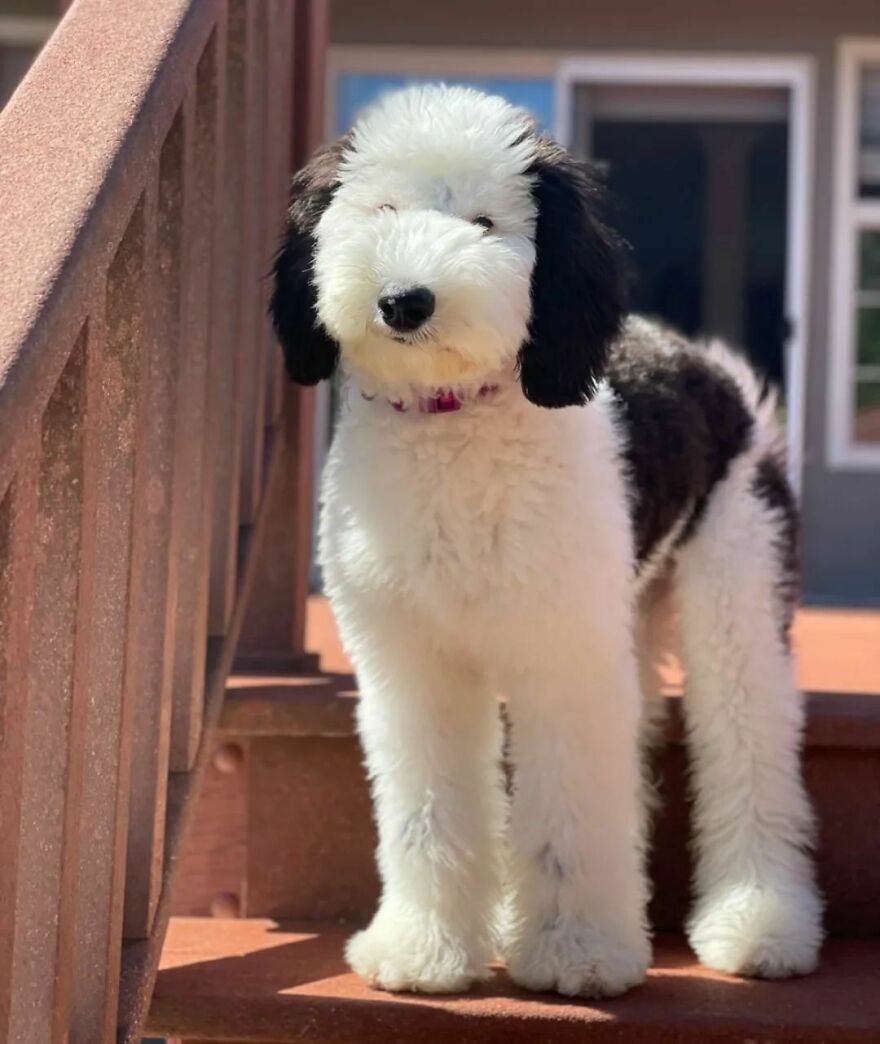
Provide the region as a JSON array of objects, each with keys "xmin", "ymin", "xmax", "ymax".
[{"xmin": 149, "ymin": 924, "xmax": 880, "ymax": 1042}]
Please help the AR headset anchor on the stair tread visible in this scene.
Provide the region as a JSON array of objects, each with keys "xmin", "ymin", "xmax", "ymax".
[{"xmin": 149, "ymin": 917, "xmax": 880, "ymax": 1043}]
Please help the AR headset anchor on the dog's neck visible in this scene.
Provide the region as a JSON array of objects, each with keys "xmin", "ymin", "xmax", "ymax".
[{"xmin": 360, "ymin": 384, "xmax": 499, "ymax": 415}]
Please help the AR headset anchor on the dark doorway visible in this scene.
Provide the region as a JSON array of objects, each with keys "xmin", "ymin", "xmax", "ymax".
[{"xmin": 591, "ymin": 112, "xmax": 789, "ymax": 390}]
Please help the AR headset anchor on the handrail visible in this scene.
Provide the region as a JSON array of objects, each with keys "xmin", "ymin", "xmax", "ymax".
[
  {"xmin": 0, "ymin": 1, "xmax": 306, "ymax": 1040},
  {"xmin": 0, "ymin": 0, "xmax": 215, "ymax": 495}
]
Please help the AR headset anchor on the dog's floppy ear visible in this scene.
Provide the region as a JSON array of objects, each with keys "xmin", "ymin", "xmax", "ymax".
[
  {"xmin": 519, "ymin": 138, "xmax": 627, "ymax": 408},
  {"xmin": 270, "ymin": 135, "xmax": 351, "ymax": 385}
]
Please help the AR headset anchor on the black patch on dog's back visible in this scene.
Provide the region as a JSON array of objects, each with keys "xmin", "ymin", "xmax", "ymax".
[{"xmin": 606, "ymin": 322, "xmax": 754, "ymax": 564}]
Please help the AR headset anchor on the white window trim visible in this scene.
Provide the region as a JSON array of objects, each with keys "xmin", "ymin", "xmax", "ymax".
[
  {"xmin": 326, "ymin": 47, "xmax": 816, "ymax": 493},
  {"xmin": 0, "ymin": 16, "xmax": 56, "ymax": 47},
  {"xmin": 828, "ymin": 38, "xmax": 880, "ymax": 470}
]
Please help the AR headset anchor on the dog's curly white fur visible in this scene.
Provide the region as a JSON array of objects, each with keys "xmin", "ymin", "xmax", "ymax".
[{"xmin": 271, "ymin": 85, "xmax": 823, "ymax": 998}]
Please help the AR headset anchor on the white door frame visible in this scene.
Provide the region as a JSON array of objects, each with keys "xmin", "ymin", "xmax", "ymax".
[{"xmin": 555, "ymin": 54, "xmax": 816, "ymax": 494}]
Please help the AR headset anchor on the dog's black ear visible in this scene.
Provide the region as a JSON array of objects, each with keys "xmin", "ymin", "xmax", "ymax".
[
  {"xmin": 270, "ymin": 135, "xmax": 351, "ymax": 385},
  {"xmin": 519, "ymin": 139, "xmax": 627, "ymax": 408}
]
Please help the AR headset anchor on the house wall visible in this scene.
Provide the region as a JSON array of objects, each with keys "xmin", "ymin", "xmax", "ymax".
[
  {"xmin": 331, "ymin": 0, "xmax": 880, "ymax": 605},
  {"xmin": 0, "ymin": 0, "xmax": 56, "ymax": 14},
  {"xmin": 0, "ymin": 3, "xmax": 57, "ymax": 109}
]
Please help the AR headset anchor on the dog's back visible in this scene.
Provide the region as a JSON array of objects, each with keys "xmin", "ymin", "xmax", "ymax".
[{"xmin": 607, "ymin": 316, "xmax": 797, "ymax": 625}]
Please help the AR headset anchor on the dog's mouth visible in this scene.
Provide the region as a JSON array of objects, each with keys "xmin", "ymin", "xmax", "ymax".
[
  {"xmin": 372, "ymin": 312, "xmax": 438, "ymax": 348},
  {"xmin": 347, "ymin": 328, "xmax": 484, "ymax": 388},
  {"xmin": 380, "ymin": 326, "xmax": 436, "ymax": 348}
]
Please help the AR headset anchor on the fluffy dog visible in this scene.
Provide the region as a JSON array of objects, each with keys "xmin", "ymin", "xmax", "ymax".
[{"xmin": 271, "ymin": 85, "xmax": 822, "ymax": 999}]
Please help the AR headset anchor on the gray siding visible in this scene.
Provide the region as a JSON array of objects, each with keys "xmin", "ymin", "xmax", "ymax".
[
  {"xmin": 333, "ymin": 0, "xmax": 880, "ymax": 604},
  {"xmin": 0, "ymin": 0, "xmax": 57, "ymax": 15}
]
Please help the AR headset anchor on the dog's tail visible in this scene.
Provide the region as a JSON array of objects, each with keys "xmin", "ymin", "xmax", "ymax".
[{"xmin": 703, "ymin": 337, "xmax": 785, "ymax": 457}]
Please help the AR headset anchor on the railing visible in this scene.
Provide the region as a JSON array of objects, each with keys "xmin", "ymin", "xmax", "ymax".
[{"xmin": 0, "ymin": 1, "xmax": 321, "ymax": 1040}]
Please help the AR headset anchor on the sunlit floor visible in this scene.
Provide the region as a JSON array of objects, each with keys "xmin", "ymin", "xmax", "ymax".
[{"xmin": 306, "ymin": 596, "xmax": 880, "ymax": 695}]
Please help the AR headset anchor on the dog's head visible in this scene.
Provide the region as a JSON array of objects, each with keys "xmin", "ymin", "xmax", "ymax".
[{"xmin": 271, "ymin": 85, "xmax": 626, "ymax": 407}]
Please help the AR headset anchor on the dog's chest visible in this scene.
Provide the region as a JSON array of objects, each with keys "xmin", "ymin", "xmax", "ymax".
[
  {"xmin": 323, "ymin": 411, "xmax": 576, "ymax": 609},
  {"xmin": 319, "ymin": 400, "xmax": 639, "ymax": 673},
  {"xmin": 399, "ymin": 443, "xmax": 532, "ymax": 593}
]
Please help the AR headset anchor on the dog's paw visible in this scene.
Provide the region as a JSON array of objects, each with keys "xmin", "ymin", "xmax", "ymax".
[
  {"xmin": 505, "ymin": 915, "xmax": 650, "ymax": 999},
  {"xmin": 346, "ymin": 911, "xmax": 492, "ymax": 993},
  {"xmin": 688, "ymin": 882, "xmax": 823, "ymax": 979}
]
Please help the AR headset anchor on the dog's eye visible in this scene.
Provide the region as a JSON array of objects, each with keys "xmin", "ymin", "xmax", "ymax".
[
  {"xmin": 472, "ymin": 215, "xmax": 494, "ymax": 231},
  {"xmin": 379, "ymin": 203, "xmax": 396, "ymax": 213}
]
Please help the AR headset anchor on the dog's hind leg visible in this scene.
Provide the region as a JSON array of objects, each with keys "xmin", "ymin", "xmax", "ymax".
[
  {"xmin": 635, "ymin": 575, "xmax": 676, "ymax": 830},
  {"xmin": 674, "ymin": 451, "xmax": 823, "ymax": 978}
]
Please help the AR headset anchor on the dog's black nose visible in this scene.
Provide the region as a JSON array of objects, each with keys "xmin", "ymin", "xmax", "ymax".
[{"xmin": 378, "ymin": 287, "xmax": 435, "ymax": 332}]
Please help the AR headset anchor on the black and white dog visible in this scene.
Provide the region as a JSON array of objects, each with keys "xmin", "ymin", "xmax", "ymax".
[{"xmin": 271, "ymin": 85, "xmax": 822, "ymax": 999}]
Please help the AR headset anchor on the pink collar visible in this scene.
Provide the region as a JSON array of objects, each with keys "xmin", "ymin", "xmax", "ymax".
[{"xmin": 362, "ymin": 384, "xmax": 499, "ymax": 415}]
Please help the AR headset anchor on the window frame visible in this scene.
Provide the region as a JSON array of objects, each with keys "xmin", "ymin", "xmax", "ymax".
[{"xmin": 828, "ymin": 38, "xmax": 880, "ymax": 468}]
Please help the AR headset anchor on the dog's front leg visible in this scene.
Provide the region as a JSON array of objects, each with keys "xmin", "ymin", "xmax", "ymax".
[
  {"xmin": 345, "ymin": 626, "xmax": 504, "ymax": 993},
  {"xmin": 503, "ymin": 647, "xmax": 651, "ymax": 998}
]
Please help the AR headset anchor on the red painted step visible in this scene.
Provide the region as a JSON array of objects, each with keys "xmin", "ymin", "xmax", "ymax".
[
  {"xmin": 191, "ymin": 677, "xmax": 880, "ymax": 937},
  {"xmin": 148, "ymin": 916, "xmax": 880, "ymax": 1043}
]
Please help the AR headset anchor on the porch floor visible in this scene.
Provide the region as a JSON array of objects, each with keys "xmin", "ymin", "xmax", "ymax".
[
  {"xmin": 306, "ymin": 595, "xmax": 880, "ymax": 695},
  {"xmin": 149, "ymin": 917, "xmax": 880, "ymax": 1043}
]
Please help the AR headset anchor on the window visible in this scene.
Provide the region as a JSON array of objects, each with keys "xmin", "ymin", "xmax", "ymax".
[
  {"xmin": 858, "ymin": 66, "xmax": 880, "ymax": 199},
  {"xmin": 830, "ymin": 41, "xmax": 880, "ymax": 465},
  {"xmin": 334, "ymin": 72, "xmax": 555, "ymax": 136}
]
